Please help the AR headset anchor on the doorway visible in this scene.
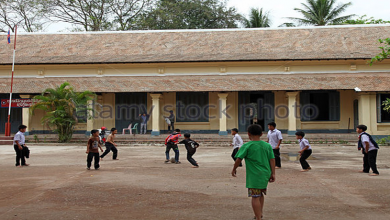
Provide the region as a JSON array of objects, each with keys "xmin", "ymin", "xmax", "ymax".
[
  {"xmin": 353, "ymin": 99, "xmax": 359, "ymax": 129},
  {"xmin": 115, "ymin": 93, "xmax": 147, "ymax": 133},
  {"xmin": 0, "ymin": 94, "xmax": 23, "ymax": 134},
  {"xmin": 238, "ymin": 92, "xmax": 274, "ymax": 132}
]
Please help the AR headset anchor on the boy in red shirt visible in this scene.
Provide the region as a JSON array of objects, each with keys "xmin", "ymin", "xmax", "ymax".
[{"xmin": 164, "ymin": 129, "xmax": 181, "ymax": 164}]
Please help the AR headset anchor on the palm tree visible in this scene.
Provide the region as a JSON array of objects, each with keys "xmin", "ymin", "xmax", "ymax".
[
  {"xmin": 30, "ymin": 82, "xmax": 95, "ymax": 143},
  {"xmin": 287, "ymin": 0, "xmax": 355, "ymax": 26},
  {"xmin": 243, "ymin": 8, "xmax": 271, "ymax": 28}
]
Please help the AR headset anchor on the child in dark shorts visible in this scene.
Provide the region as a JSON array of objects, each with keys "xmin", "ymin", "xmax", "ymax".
[
  {"xmin": 100, "ymin": 128, "xmax": 119, "ymax": 160},
  {"xmin": 86, "ymin": 129, "xmax": 103, "ymax": 170}
]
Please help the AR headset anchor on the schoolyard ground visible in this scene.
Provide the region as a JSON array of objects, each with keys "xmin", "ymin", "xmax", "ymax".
[{"xmin": 0, "ymin": 143, "xmax": 389, "ymax": 220}]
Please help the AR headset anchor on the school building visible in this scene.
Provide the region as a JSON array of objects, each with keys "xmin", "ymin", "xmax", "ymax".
[{"xmin": 0, "ymin": 25, "xmax": 389, "ymax": 137}]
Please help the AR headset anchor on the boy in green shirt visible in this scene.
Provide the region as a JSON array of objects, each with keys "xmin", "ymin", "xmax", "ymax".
[{"xmin": 232, "ymin": 124, "xmax": 276, "ymax": 220}]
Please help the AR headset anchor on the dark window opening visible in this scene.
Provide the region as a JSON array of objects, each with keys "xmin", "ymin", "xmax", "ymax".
[
  {"xmin": 301, "ymin": 91, "xmax": 340, "ymax": 121},
  {"xmin": 378, "ymin": 94, "xmax": 390, "ymax": 123},
  {"xmin": 176, "ymin": 92, "xmax": 209, "ymax": 122}
]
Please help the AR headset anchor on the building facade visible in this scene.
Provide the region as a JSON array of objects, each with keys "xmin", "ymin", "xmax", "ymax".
[{"xmin": 0, "ymin": 25, "xmax": 389, "ymax": 136}]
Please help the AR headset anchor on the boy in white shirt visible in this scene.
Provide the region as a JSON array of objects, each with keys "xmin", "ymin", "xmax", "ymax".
[
  {"xmin": 231, "ymin": 128, "xmax": 243, "ymax": 167},
  {"xmin": 357, "ymin": 124, "xmax": 379, "ymax": 176},
  {"xmin": 13, "ymin": 125, "xmax": 28, "ymax": 167},
  {"xmin": 267, "ymin": 122, "xmax": 283, "ymax": 169},
  {"xmin": 295, "ymin": 131, "xmax": 312, "ymax": 172}
]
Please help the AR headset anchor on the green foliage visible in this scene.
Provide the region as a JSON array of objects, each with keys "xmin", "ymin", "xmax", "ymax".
[
  {"xmin": 383, "ymin": 98, "xmax": 390, "ymax": 113},
  {"xmin": 33, "ymin": 134, "xmax": 39, "ymax": 143},
  {"xmin": 338, "ymin": 140, "xmax": 348, "ymax": 144},
  {"xmin": 279, "ymin": 23, "xmax": 297, "ymax": 27},
  {"xmin": 243, "ymin": 8, "xmax": 271, "ymax": 28},
  {"xmin": 377, "ymin": 136, "xmax": 390, "ymax": 145},
  {"xmin": 138, "ymin": 0, "xmax": 242, "ymax": 30},
  {"xmin": 287, "ymin": 0, "xmax": 354, "ymax": 26},
  {"xmin": 370, "ymin": 38, "xmax": 390, "ymax": 65},
  {"xmin": 30, "ymin": 82, "xmax": 96, "ymax": 143},
  {"xmin": 344, "ymin": 15, "xmax": 390, "ymax": 25}
]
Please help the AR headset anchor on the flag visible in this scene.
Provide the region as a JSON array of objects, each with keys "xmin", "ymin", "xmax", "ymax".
[{"xmin": 7, "ymin": 29, "xmax": 10, "ymax": 44}]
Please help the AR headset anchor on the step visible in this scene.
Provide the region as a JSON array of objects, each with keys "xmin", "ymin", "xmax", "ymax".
[
  {"xmin": 0, "ymin": 140, "xmax": 14, "ymax": 145},
  {"xmin": 0, "ymin": 136, "xmax": 14, "ymax": 140}
]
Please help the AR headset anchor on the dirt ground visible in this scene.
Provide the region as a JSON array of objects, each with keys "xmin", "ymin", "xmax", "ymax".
[{"xmin": 0, "ymin": 142, "xmax": 389, "ymax": 220}]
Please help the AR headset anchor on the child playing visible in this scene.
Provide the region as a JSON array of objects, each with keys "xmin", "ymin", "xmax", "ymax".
[
  {"xmin": 267, "ymin": 122, "xmax": 283, "ymax": 169},
  {"xmin": 164, "ymin": 129, "xmax": 181, "ymax": 164},
  {"xmin": 295, "ymin": 131, "xmax": 312, "ymax": 172},
  {"xmin": 99, "ymin": 126, "xmax": 107, "ymax": 144},
  {"xmin": 13, "ymin": 125, "xmax": 29, "ymax": 167},
  {"xmin": 357, "ymin": 124, "xmax": 379, "ymax": 176},
  {"xmin": 100, "ymin": 128, "xmax": 119, "ymax": 160},
  {"xmin": 231, "ymin": 128, "xmax": 243, "ymax": 167},
  {"xmin": 86, "ymin": 129, "xmax": 104, "ymax": 170},
  {"xmin": 231, "ymin": 124, "xmax": 275, "ymax": 220},
  {"xmin": 179, "ymin": 133, "xmax": 200, "ymax": 168}
]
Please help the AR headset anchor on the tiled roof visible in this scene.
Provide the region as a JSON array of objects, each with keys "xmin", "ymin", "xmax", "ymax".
[
  {"xmin": 0, "ymin": 25, "xmax": 389, "ymax": 65},
  {"xmin": 2, "ymin": 73, "xmax": 390, "ymax": 93}
]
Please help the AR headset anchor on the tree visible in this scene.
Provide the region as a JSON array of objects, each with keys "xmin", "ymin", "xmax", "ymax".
[
  {"xmin": 47, "ymin": 0, "xmax": 150, "ymax": 31},
  {"xmin": 243, "ymin": 8, "xmax": 271, "ymax": 28},
  {"xmin": 48, "ymin": 0, "xmax": 113, "ymax": 31},
  {"xmin": 287, "ymin": 0, "xmax": 355, "ymax": 26},
  {"xmin": 370, "ymin": 38, "xmax": 390, "ymax": 65},
  {"xmin": 343, "ymin": 15, "xmax": 390, "ymax": 25},
  {"xmin": 0, "ymin": 0, "xmax": 48, "ymax": 32},
  {"xmin": 138, "ymin": 0, "xmax": 243, "ymax": 30},
  {"xmin": 278, "ymin": 23, "xmax": 297, "ymax": 27},
  {"xmin": 370, "ymin": 38, "xmax": 390, "ymax": 115},
  {"xmin": 110, "ymin": 0, "xmax": 151, "ymax": 30},
  {"xmin": 30, "ymin": 82, "xmax": 95, "ymax": 143}
]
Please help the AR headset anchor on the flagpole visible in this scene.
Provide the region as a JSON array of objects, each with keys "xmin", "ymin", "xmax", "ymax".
[{"xmin": 5, "ymin": 25, "xmax": 17, "ymax": 137}]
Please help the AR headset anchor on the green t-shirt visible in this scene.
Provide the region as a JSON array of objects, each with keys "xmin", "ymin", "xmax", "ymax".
[{"xmin": 235, "ymin": 140, "xmax": 275, "ymax": 189}]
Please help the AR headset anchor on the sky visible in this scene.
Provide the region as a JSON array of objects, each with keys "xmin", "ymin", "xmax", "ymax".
[
  {"xmin": 46, "ymin": 0, "xmax": 390, "ymax": 32},
  {"xmin": 227, "ymin": 0, "xmax": 390, "ymax": 27}
]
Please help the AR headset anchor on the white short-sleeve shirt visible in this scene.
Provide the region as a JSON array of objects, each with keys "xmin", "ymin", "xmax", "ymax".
[
  {"xmin": 267, "ymin": 129, "xmax": 283, "ymax": 149},
  {"xmin": 13, "ymin": 131, "xmax": 25, "ymax": 145},
  {"xmin": 232, "ymin": 133, "xmax": 243, "ymax": 149},
  {"xmin": 299, "ymin": 138, "xmax": 312, "ymax": 150},
  {"xmin": 360, "ymin": 133, "xmax": 377, "ymax": 152}
]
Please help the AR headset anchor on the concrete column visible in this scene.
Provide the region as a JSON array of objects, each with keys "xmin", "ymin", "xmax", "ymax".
[
  {"xmin": 86, "ymin": 99, "xmax": 94, "ymax": 135},
  {"xmin": 218, "ymin": 93, "xmax": 228, "ymax": 136},
  {"xmin": 19, "ymin": 95, "xmax": 32, "ymax": 135},
  {"xmin": 358, "ymin": 93, "xmax": 373, "ymax": 134},
  {"xmin": 286, "ymin": 92, "xmax": 299, "ymax": 135},
  {"xmin": 150, "ymin": 94, "xmax": 162, "ymax": 136}
]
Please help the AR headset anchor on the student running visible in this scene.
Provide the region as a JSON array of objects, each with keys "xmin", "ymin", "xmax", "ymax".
[
  {"xmin": 179, "ymin": 133, "xmax": 200, "ymax": 168},
  {"xmin": 232, "ymin": 124, "xmax": 276, "ymax": 220},
  {"xmin": 100, "ymin": 128, "xmax": 119, "ymax": 160}
]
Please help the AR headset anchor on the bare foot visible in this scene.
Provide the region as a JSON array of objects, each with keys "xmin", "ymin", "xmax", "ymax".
[
  {"xmin": 300, "ymin": 169, "xmax": 309, "ymax": 172},
  {"xmin": 275, "ymin": 167, "xmax": 281, "ymax": 169},
  {"xmin": 369, "ymin": 173, "xmax": 379, "ymax": 176}
]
